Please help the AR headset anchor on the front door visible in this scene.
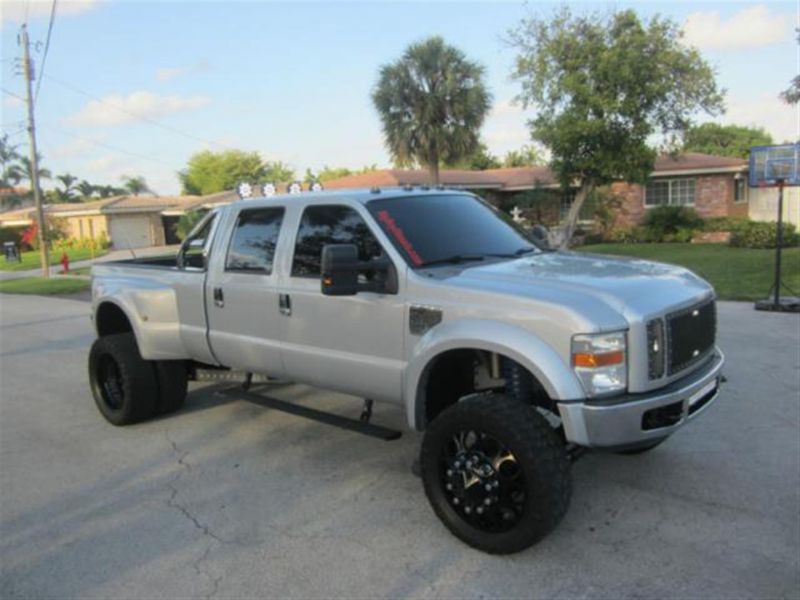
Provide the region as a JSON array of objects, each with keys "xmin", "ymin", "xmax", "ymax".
[
  {"xmin": 206, "ymin": 206, "xmax": 287, "ymax": 378},
  {"xmin": 279, "ymin": 204, "xmax": 405, "ymax": 403}
]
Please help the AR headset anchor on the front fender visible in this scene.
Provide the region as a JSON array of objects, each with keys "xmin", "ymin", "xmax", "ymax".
[
  {"xmin": 404, "ymin": 319, "xmax": 585, "ymax": 430},
  {"xmin": 93, "ymin": 277, "xmax": 188, "ymax": 360}
]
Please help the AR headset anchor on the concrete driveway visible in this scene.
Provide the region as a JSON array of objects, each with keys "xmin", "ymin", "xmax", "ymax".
[{"xmin": 0, "ymin": 295, "xmax": 798, "ymax": 598}]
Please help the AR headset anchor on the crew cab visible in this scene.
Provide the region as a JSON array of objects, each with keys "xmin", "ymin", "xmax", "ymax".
[{"xmin": 88, "ymin": 188, "xmax": 724, "ymax": 554}]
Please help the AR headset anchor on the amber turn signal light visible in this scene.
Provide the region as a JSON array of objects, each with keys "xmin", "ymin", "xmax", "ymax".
[{"xmin": 573, "ymin": 350, "xmax": 625, "ymax": 368}]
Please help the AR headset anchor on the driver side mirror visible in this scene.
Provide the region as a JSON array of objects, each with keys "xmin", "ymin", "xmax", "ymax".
[
  {"xmin": 530, "ymin": 225, "xmax": 550, "ymax": 249},
  {"xmin": 177, "ymin": 238, "xmax": 206, "ymax": 269},
  {"xmin": 321, "ymin": 244, "xmax": 398, "ymax": 296}
]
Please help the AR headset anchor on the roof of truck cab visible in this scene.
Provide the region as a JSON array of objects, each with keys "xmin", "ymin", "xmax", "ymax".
[{"xmin": 224, "ymin": 187, "xmax": 472, "ymax": 209}]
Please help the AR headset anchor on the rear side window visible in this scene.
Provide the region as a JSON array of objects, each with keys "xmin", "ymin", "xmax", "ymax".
[
  {"xmin": 225, "ymin": 207, "xmax": 284, "ymax": 274},
  {"xmin": 291, "ymin": 205, "xmax": 382, "ymax": 277}
]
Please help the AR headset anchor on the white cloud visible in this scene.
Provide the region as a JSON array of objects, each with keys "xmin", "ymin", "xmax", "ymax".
[
  {"xmin": 51, "ymin": 135, "xmax": 106, "ymax": 159},
  {"xmin": 1, "ymin": 0, "xmax": 103, "ymax": 24},
  {"xmin": 155, "ymin": 61, "xmax": 210, "ymax": 82},
  {"xmin": 722, "ymin": 93, "xmax": 798, "ymax": 143},
  {"xmin": 683, "ymin": 5, "xmax": 790, "ymax": 51},
  {"xmin": 482, "ymin": 98, "xmax": 531, "ymax": 156},
  {"xmin": 66, "ymin": 91, "xmax": 211, "ymax": 127}
]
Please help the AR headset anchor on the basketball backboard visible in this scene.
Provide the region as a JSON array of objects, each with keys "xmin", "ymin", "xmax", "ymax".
[{"xmin": 749, "ymin": 143, "xmax": 800, "ymax": 187}]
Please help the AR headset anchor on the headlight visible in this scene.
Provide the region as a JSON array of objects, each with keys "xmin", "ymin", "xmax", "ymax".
[{"xmin": 571, "ymin": 331, "xmax": 627, "ymax": 397}]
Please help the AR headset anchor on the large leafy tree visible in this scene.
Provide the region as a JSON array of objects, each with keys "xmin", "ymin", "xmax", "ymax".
[
  {"xmin": 179, "ymin": 150, "xmax": 293, "ymax": 195},
  {"xmin": 683, "ymin": 123, "xmax": 773, "ymax": 159},
  {"xmin": 508, "ymin": 8, "xmax": 724, "ymax": 247},
  {"xmin": 372, "ymin": 36, "xmax": 491, "ymax": 183}
]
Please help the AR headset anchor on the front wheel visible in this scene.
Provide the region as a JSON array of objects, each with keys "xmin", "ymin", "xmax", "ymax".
[{"xmin": 420, "ymin": 395, "xmax": 571, "ymax": 554}]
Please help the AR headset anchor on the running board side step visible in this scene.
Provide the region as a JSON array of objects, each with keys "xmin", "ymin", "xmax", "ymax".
[{"xmin": 219, "ymin": 387, "xmax": 402, "ymax": 441}]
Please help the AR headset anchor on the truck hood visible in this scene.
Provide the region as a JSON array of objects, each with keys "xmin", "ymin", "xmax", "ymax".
[{"xmin": 442, "ymin": 251, "xmax": 713, "ymax": 320}]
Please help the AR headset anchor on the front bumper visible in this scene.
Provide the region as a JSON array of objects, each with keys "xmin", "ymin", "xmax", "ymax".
[{"xmin": 557, "ymin": 348, "xmax": 724, "ymax": 448}]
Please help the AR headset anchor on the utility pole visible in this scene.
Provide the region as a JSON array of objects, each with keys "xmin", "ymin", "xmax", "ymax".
[{"xmin": 20, "ymin": 24, "xmax": 50, "ymax": 278}]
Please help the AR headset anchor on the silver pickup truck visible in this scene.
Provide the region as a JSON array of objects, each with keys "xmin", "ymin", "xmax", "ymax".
[{"xmin": 89, "ymin": 188, "xmax": 724, "ymax": 554}]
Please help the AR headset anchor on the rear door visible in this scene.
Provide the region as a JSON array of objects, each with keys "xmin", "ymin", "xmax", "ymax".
[{"xmin": 205, "ymin": 205, "xmax": 287, "ymax": 377}]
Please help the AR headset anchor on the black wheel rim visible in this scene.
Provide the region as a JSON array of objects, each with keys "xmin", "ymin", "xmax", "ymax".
[
  {"xmin": 440, "ymin": 429, "xmax": 526, "ymax": 533},
  {"xmin": 97, "ymin": 355, "xmax": 124, "ymax": 411}
]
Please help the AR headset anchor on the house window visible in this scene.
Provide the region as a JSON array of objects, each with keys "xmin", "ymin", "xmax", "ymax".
[
  {"xmin": 89, "ymin": 219, "xmax": 95, "ymax": 239},
  {"xmin": 645, "ymin": 178, "xmax": 695, "ymax": 207},
  {"xmin": 78, "ymin": 219, "xmax": 84, "ymax": 238},
  {"xmin": 734, "ymin": 177, "xmax": 748, "ymax": 203}
]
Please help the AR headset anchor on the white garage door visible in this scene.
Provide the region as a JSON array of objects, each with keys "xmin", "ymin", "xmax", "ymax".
[{"xmin": 109, "ymin": 215, "xmax": 152, "ymax": 249}]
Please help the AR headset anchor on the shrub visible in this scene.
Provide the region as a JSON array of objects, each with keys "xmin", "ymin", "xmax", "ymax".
[
  {"xmin": 642, "ymin": 205, "xmax": 703, "ymax": 242},
  {"xmin": 730, "ymin": 221, "xmax": 800, "ymax": 249},
  {"xmin": 703, "ymin": 216, "xmax": 750, "ymax": 233},
  {"xmin": 605, "ymin": 225, "xmax": 656, "ymax": 243}
]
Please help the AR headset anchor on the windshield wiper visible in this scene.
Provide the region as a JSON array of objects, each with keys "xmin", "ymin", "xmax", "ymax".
[{"xmin": 418, "ymin": 255, "xmax": 486, "ymax": 268}]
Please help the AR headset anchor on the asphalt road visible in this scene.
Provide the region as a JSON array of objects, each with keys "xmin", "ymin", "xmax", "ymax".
[{"xmin": 0, "ymin": 294, "xmax": 798, "ymax": 599}]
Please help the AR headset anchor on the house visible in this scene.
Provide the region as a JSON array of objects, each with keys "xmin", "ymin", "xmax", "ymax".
[
  {"xmin": 324, "ymin": 153, "xmax": 799, "ymax": 228},
  {"xmin": 0, "ymin": 195, "xmax": 208, "ymax": 249}
]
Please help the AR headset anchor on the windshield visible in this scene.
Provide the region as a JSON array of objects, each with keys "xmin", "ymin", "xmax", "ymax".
[{"xmin": 366, "ymin": 193, "xmax": 538, "ymax": 268}]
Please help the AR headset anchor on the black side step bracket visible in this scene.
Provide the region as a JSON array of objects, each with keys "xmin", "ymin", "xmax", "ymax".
[{"xmin": 219, "ymin": 387, "xmax": 402, "ymax": 441}]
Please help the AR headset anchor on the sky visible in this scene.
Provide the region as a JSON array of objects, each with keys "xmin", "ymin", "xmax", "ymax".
[{"xmin": 1, "ymin": 0, "xmax": 798, "ymax": 196}]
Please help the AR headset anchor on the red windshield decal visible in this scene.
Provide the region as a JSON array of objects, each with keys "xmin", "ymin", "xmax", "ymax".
[{"xmin": 377, "ymin": 210, "xmax": 423, "ymax": 266}]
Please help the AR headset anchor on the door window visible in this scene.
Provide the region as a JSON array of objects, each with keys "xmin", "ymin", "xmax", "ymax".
[
  {"xmin": 225, "ymin": 208, "xmax": 285, "ymax": 274},
  {"xmin": 291, "ymin": 205, "xmax": 383, "ymax": 277}
]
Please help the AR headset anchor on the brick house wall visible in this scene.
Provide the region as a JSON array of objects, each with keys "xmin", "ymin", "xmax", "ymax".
[{"xmin": 611, "ymin": 173, "xmax": 746, "ymax": 228}]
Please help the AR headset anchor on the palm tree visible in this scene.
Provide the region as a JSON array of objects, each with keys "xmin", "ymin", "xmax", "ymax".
[
  {"xmin": 96, "ymin": 184, "xmax": 126, "ymax": 198},
  {"xmin": 19, "ymin": 155, "xmax": 51, "ymax": 184},
  {"xmin": 371, "ymin": 36, "xmax": 491, "ymax": 184},
  {"xmin": 121, "ymin": 175, "xmax": 152, "ymax": 196},
  {"xmin": 55, "ymin": 173, "xmax": 78, "ymax": 202},
  {"xmin": 76, "ymin": 180, "xmax": 96, "ymax": 200}
]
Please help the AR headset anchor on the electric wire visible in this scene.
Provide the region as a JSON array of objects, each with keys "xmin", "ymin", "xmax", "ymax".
[
  {"xmin": 43, "ymin": 74, "xmax": 231, "ymax": 150},
  {"xmin": 34, "ymin": 0, "xmax": 58, "ymax": 105}
]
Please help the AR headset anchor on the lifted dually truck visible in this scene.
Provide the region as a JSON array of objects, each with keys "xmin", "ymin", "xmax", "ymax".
[{"xmin": 89, "ymin": 188, "xmax": 724, "ymax": 554}]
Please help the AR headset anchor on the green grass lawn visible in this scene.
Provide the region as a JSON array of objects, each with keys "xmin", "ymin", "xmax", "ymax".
[
  {"xmin": 0, "ymin": 247, "xmax": 108, "ymax": 272},
  {"xmin": 0, "ymin": 276, "xmax": 91, "ymax": 295},
  {"xmin": 579, "ymin": 243, "xmax": 800, "ymax": 301}
]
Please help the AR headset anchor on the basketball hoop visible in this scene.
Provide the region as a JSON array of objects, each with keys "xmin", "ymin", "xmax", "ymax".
[{"xmin": 749, "ymin": 144, "xmax": 799, "ymax": 313}]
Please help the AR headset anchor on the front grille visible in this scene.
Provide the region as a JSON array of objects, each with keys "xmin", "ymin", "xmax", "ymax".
[
  {"xmin": 666, "ymin": 300, "xmax": 716, "ymax": 375},
  {"xmin": 646, "ymin": 318, "xmax": 666, "ymax": 380}
]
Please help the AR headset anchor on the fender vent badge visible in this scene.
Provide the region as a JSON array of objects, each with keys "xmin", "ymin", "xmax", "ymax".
[{"xmin": 410, "ymin": 305, "xmax": 442, "ymax": 335}]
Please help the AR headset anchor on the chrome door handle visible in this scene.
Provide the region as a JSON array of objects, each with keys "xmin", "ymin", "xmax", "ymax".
[
  {"xmin": 279, "ymin": 293, "xmax": 291, "ymax": 316},
  {"xmin": 213, "ymin": 287, "xmax": 224, "ymax": 307}
]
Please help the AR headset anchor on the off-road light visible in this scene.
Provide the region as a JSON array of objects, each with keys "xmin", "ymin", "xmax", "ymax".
[
  {"xmin": 287, "ymin": 181, "xmax": 302, "ymax": 194},
  {"xmin": 262, "ymin": 182, "xmax": 276, "ymax": 197},
  {"xmin": 571, "ymin": 331, "xmax": 627, "ymax": 397},
  {"xmin": 236, "ymin": 181, "xmax": 253, "ymax": 199},
  {"xmin": 310, "ymin": 181, "xmax": 324, "ymax": 192}
]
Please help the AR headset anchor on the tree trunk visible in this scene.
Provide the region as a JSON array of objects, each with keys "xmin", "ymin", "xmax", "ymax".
[
  {"xmin": 427, "ymin": 161, "xmax": 440, "ymax": 185},
  {"xmin": 558, "ymin": 180, "xmax": 593, "ymax": 250}
]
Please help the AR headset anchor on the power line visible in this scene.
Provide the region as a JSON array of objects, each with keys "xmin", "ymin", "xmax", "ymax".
[
  {"xmin": 39, "ymin": 122, "xmax": 174, "ymax": 167},
  {"xmin": 43, "ymin": 74, "xmax": 232, "ymax": 150},
  {"xmin": 34, "ymin": 0, "xmax": 57, "ymax": 105},
  {"xmin": 1, "ymin": 87, "xmax": 26, "ymax": 102}
]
